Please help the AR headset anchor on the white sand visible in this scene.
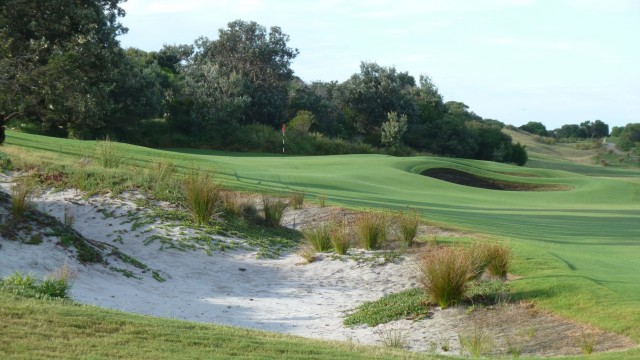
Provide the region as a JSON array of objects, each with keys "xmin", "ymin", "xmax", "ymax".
[{"xmin": 0, "ymin": 178, "xmax": 465, "ymax": 354}]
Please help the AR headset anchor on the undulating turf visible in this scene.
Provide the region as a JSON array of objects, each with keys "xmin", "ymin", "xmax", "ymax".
[{"xmin": 3, "ymin": 130, "xmax": 640, "ymax": 358}]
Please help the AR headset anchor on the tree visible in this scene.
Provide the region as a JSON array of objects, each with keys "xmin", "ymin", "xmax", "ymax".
[
  {"xmin": 618, "ymin": 123, "xmax": 640, "ymax": 150},
  {"xmin": 0, "ymin": 0, "xmax": 128, "ymax": 140},
  {"xmin": 381, "ymin": 112, "xmax": 408, "ymax": 150},
  {"xmin": 194, "ymin": 20, "xmax": 299, "ymax": 126},
  {"xmin": 339, "ymin": 62, "xmax": 417, "ymax": 143},
  {"xmin": 554, "ymin": 124, "xmax": 585, "ymax": 139},
  {"xmin": 592, "ymin": 120, "xmax": 609, "ymax": 138},
  {"xmin": 288, "ymin": 110, "xmax": 315, "ymax": 134},
  {"xmin": 519, "ymin": 121, "xmax": 548, "ymax": 136}
]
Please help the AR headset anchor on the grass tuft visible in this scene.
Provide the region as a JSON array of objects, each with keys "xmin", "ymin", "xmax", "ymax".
[
  {"xmin": 95, "ymin": 136, "xmax": 124, "ymax": 168},
  {"xmin": 484, "ymin": 242, "xmax": 512, "ymax": 278},
  {"xmin": 302, "ymin": 222, "xmax": 333, "ymax": 252},
  {"xmin": 394, "ymin": 208, "xmax": 421, "ymax": 247},
  {"xmin": 330, "ymin": 219, "xmax": 351, "ymax": 255},
  {"xmin": 375, "ymin": 327, "xmax": 408, "ymax": 349},
  {"xmin": 262, "ymin": 195, "xmax": 288, "ymax": 227},
  {"xmin": 183, "ymin": 171, "xmax": 222, "ymax": 226},
  {"xmin": 420, "ymin": 246, "xmax": 473, "ymax": 308},
  {"xmin": 355, "ymin": 211, "xmax": 388, "ymax": 250},
  {"xmin": 11, "ymin": 180, "xmax": 34, "ymax": 221},
  {"xmin": 459, "ymin": 327, "xmax": 492, "ymax": 357},
  {"xmin": 288, "ymin": 190, "xmax": 305, "ymax": 210}
]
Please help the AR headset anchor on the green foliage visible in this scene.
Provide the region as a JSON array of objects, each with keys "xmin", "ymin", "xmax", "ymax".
[
  {"xmin": 183, "ymin": 171, "xmax": 222, "ymax": 226},
  {"xmin": 519, "ymin": 121, "xmax": 548, "ymax": 136},
  {"xmin": 302, "ymin": 222, "xmax": 333, "ymax": 252},
  {"xmin": 381, "ymin": 112, "xmax": 408, "ymax": 150},
  {"xmin": 1, "ymin": 271, "xmax": 71, "ymax": 300},
  {"xmin": 262, "ymin": 196, "xmax": 288, "ymax": 227},
  {"xmin": 420, "ymin": 246, "xmax": 473, "ymax": 308},
  {"xmin": 355, "ymin": 211, "xmax": 388, "ymax": 250},
  {"xmin": 0, "ymin": 150, "xmax": 12, "ymax": 170},
  {"xmin": 618, "ymin": 123, "xmax": 640, "ymax": 150},
  {"xmin": 344, "ymin": 288, "xmax": 431, "ymax": 327},
  {"xmin": 288, "ymin": 110, "xmax": 315, "ymax": 134}
]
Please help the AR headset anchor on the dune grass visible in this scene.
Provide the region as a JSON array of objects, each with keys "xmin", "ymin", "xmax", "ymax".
[{"xmin": 3, "ymin": 130, "xmax": 640, "ymax": 356}]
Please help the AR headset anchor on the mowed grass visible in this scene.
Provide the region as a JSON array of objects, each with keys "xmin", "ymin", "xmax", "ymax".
[{"xmin": 4, "ymin": 131, "xmax": 640, "ymax": 355}]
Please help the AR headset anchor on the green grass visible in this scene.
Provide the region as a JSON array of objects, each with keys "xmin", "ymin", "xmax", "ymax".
[{"xmin": 4, "ymin": 130, "xmax": 640, "ymax": 357}]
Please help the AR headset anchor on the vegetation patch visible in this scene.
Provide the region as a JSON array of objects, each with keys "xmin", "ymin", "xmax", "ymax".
[
  {"xmin": 422, "ymin": 168, "xmax": 568, "ymax": 191},
  {"xmin": 344, "ymin": 288, "xmax": 433, "ymax": 327}
]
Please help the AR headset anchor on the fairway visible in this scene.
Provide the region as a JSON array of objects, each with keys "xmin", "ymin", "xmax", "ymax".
[{"xmin": 5, "ymin": 131, "xmax": 640, "ymax": 343}]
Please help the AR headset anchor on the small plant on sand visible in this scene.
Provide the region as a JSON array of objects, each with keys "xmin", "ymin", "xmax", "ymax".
[
  {"xmin": 288, "ymin": 190, "xmax": 305, "ymax": 210},
  {"xmin": 11, "ymin": 180, "xmax": 34, "ymax": 221},
  {"xmin": 375, "ymin": 327, "xmax": 408, "ymax": 349},
  {"xmin": 459, "ymin": 327, "xmax": 492, "ymax": 357},
  {"xmin": 420, "ymin": 246, "xmax": 473, "ymax": 308},
  {"xmin": 302, "ymin": 222, "xmax": 333, "ymax": 252},
  {"xmin": 183, "ymin": 171, "xmax": 222, "ymax": 226},
  {"xmin": 297, "ymin": 244, "xmax": 317, "ymax": 264},
  {"xmin": 580, "ymin": 331, "xmax": 596, "ymax": 354},
  {"xmin": 330, "ymin": 220, "xmax": 351, "ymax": 255},
  {"xmin": 318, "ymin": 193, "xmax": 326, "ymax": 207},
  {"xmin": 262, "ymin": 195, "xmax": 288, "ymax": 227},
  {"xmin": 95, "ymin": 136, "xmax": 124, "ymax": 168},
  {"xmin": 356, "ymin": 211, "xmax": 388, "ymax": 250},
  {"xmin": 395, "ymin": 208, "xmax": 421, "ymax": 247},
  {"xmin": 1, "ymin": 269, "xmax": 72, "ymax": 300}
]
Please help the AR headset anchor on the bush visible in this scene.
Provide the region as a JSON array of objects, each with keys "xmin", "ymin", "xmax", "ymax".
[
  {"xmin": 183, "ymin": 171, "xmax": 223, "ymax": 226},
  {"xmin": 262, "ymin": 196, "xmax": 288, "ymax": 227},
  {"xmin": 394, "ymin": 208, "xmax": 421, "ymax": 247},
  {"xmin": 420, "ymin": 246, "xmax": 473, "ymax": 308},
  {"xmin": 302, "ymin": 222, "xmax": 333, "ymax": 252},
  {"xmin": 356, "ymin": 211, "xmax": 388, "ymax": 250}
]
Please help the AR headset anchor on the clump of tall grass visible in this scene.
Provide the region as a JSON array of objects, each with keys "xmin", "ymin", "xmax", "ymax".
[
  {"xmin": 11, "ymin": 180, "xmax": 34, "ymax": 221},
  {"xmin": 459, "ymin": 327, "xmax": 492, "ymax": 357},
  {"xmin": 317, "ymin": 193, "xmax": 327, "ymax": 208},
  {"xmin": 262, "ymin": 195, "xmax": 288, "ymax": 227},
  {"xmin": 375, "ymin": 327, "xmax": 408, "ymax": 349},
  {"xmin": 222, "ymin": 191, "xmax": 256, "ymax": 220},
  {"xmin": 468, "ymin": 241, "xmax": 513, "ymax": 279},
  {"xmin": 183, "ymin": 171, "xmax": 222, "ymax": 226},
  {"xmin": 95, "ymin": 136, "xmax": 124, "ymax": 168},
  {"xmin": 394, "ymin": 208, "xmax": 421, "ymax": 247},
  {"xmin": 355, "ymin": 211, "xmax": 388, "ymax": 250},
  {"xmin": 331, "ymin": 219, "xmax": 351, "ymax": 255},
  {"xmin": 148, "ymin": 159, "xmax": 175, "ymax": 183},
  {"xmin": 297, "ymin": 245, "xmax": 317, "ymax": 264},
  {"xmin": 302, "ymin": 222, "xmax": 333, "ymax": 252},
  {"xmin": 288, "ymin": 190, "xmax": 305, "ymax": 210},
  {"xmin": 420, "ymin": 246, "xmax": 473, "ymax": 308}
]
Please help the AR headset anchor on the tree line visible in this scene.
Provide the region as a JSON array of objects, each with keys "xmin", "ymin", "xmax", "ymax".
[{"xmin": 1, "ymin": 1, "xmax": 527, "ymax": 164}]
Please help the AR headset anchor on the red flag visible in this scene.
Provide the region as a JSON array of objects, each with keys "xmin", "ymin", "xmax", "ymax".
[{"xmin": 281, "ymin": 123, "xmax": 286, "ymax": 135}]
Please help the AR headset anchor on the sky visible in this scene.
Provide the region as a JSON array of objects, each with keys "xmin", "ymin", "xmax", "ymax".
[{"xmin": 119, "ymin": 0, "xmax": 640, "ymax": 130}]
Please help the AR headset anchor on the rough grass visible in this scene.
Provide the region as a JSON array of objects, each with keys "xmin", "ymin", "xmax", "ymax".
[
  {"xmin": 331, "ymin": 220, "xmax": 351, "ymax": 255},
  {"xmin": 288, "ymin": 190, "xmax": 305, "ymax": 210},
  {"xmin": 183, "ymin": 172, "xmax": 222, "ymax": 226},
  {"xmin": 262, "ymin": 195, "xmax": 288, "ymax": 227},
  {"xmin": 302, "ymin": 222, "xmax": 333, "ymax": 252},
  {"xmin": 395, "ymin": 208, "xmax": 421, "ymax": 246},
  {"xmin": 356, "ymin": 211, "xmax": 388, "ymax": 250},
  {"xmin": 420, "ymin": 246, "xmax": 474, "ymax": 308},
  {"xmin": 95, "ymin": 136, "xmax": 125, "ymax": 168},
  {"xmin": 10, "ymin": 180, "xmax": 33, "ymax": 221}
]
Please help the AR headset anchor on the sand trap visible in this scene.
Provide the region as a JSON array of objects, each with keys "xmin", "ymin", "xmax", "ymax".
[{"xmin": 0, "ymin": 173, "xmax": 634, "ymax": 356}]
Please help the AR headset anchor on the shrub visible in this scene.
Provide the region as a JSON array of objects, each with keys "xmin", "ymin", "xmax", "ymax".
[
  {"xmin": 395, "ymin": 208, "xmax": 421, "ymax": 247},
  {"xmin": 262, "ymin": 196, "xmax": 287, "ymax": 227},
  {"xmin": 95, "ymin": 136, "xmax": 124, "ymax": 168},
  {"xmin": 302, "ymin": 222, "xmax": 333, "ymax": 252},
  {"xmin": 11, "ymin": 180, "xmax": 34, "ymax": 221},
  {"xmin": 288, "ymin": 190, "xmax": 305, "ymax": 210},
  {"xmin": 183, "ymin": 171, "xmax": 222, "ymax": 226},
  {"xmin": 356, "ymin": 211, "xmax": 388, "ymax": 250},
  {"xmin": 420, "ymin": 246, "xmax": 473, "ymax": 308},
  {"xmin": 331, "ymin": 220, "xmax": 351, "ymax": 255}
]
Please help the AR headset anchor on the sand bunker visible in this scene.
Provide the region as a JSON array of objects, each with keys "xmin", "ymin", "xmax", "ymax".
[{"xmin": 422, "ymin": 168, "xmax": 568, "ymax": 191}]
